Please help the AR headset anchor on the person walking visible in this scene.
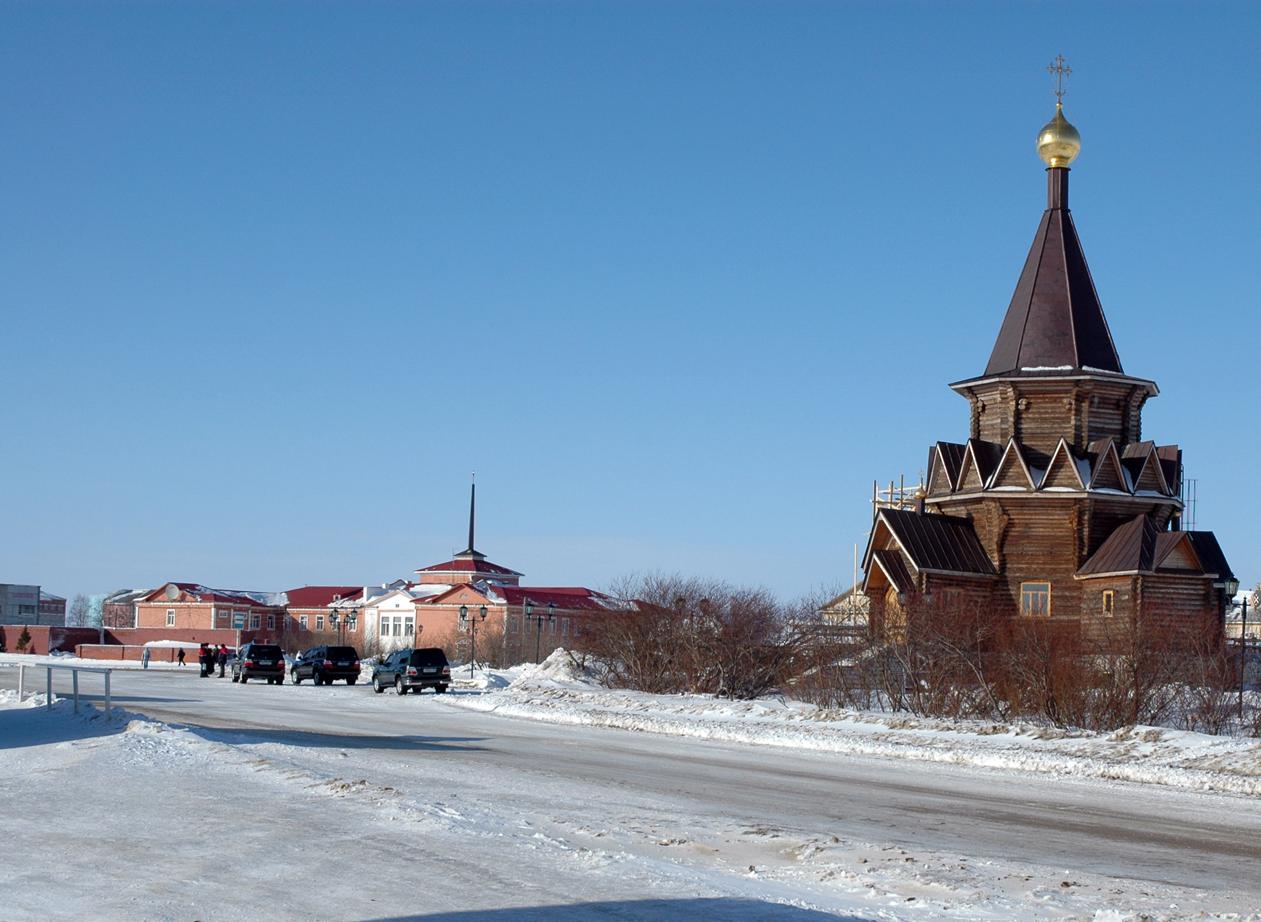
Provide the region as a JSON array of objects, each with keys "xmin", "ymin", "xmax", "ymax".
[
  {"xmin": 216, "ymin": 644, "xmax": 228, "ymax": 678},
  {"xmin": 177, "ymin": 647, "xmax": 186, "ymax": 667},
  {"xmin": 141, "ymin": 647, "xmax": 151, "ymax": 670},
  {"xmin": 198, "ymin": 643, "xmax": 210, "ymax": 677}
]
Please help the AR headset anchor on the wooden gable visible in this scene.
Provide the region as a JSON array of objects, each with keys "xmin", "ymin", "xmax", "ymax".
[
  {"xmin": 927, "ymin": 442, "xmax": 964, "ymax": 496},
  {"xmin": 990, "ymin": 440, "xmax": 1036, "ymax": 490},
  {"xmin": 1155, "ymin": 534, "xmax": 1202, "ymax": 572},
  {"xmin": 956, "ymin": 451, "xmax": 985, "ymax": 492},
  {"xmin": 1088, "ymin": 441, "xmax": 1129, "ymax": 492},
  {"xmin": 1132, "ymin": 452, "xmax": 1169, "ymax": 495},
  {"xmin": 1041, "ymin": 439, "xmax": 1086, "ymax": 491},
  {"xmin": 927, "ymin": 449, "xmax": 953, "ymax": 496}
]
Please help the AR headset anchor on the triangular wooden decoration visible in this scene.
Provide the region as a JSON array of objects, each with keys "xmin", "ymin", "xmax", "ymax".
[
  {"xmin": 1042, "ymin": 439, "xmax": 1086, "ymax": 490},
  {"xmin": 991, "ymin": 440, "xmax": 1035, "ymax": 490},
  {"xmin": 927, "ymin": 449, "xmax": 952, "ymax": 496},
  {"xmin": 1155, "ymin": 534, "xmax": 1203, "ymax": 572},
  {"xmin": 1089, "ymin": 440, "xmax": 1128, "ymax": 492},
  {"xmin": 956, "ymin": 448, "xmax": 985, "ymax": 492},
  {"xmin": 1133, "ymin": 451, "xmax": 1169, "ymax": 495}
]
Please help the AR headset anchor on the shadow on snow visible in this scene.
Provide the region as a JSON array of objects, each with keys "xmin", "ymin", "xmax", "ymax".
[
  {"xmin": 183, "ymin": 724, "xmax": 489, "ymax": 753},
  {"xmin": 365, "ymin": 899, "xmax": 865, "ymax": 921}
]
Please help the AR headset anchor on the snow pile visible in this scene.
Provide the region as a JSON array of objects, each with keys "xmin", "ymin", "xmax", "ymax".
[
  {"xmin": 451, "ymin": 670, "xmax": 1261, "ymax": 797},
  {"xmin": 509, "ymin": 648, "xmax": 601, "ymax": 688}
]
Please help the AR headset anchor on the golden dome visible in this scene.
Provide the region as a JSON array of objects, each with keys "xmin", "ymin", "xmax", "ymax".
[{"xmin": 1036, "ymin": 103, "xmax": 1081, "ymax": 168}]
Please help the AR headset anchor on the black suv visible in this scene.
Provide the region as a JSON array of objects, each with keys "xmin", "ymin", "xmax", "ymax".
[
  {"xmin": 372, "ymin": 648, "xmax": 451, "ymax": 695},
  {"xmin": 232, "ymin": 643, "xmax": 285, "ymax": 685},
  {"xmin": 291, "ymin": 645, "xmax": 361, "ymax": 685}
]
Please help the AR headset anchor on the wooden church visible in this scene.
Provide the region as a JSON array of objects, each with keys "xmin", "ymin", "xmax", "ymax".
[{"xmin": 861, "ymin": 74, "xmax": 1235, "ymax": 640}]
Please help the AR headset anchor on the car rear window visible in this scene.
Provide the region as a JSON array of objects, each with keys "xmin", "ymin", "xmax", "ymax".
[
  {"xmin": 410, "ymin": 648, "xmax": 448, "ymax": 667},
  {"xmin": 327, "ymin": 647, "xmax": 357, "ymax": 659},
  {"xmin": 250, "ymin": 646, "xmax": 282, "ymax": 658}
]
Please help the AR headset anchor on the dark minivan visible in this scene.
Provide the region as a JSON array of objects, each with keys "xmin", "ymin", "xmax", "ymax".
[
  {"xmin": 232, "ymin": 642, "xmax": 285, "ymax": 685},
  {"xmin": 291, "ymin": 645, "xmax": 361, "ymax": 685},
  {"xmin": 372, "ymin": 647, "xmax": 451, "ymax": 695}
]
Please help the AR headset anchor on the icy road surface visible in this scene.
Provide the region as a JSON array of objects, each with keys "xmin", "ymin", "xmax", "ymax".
[{"xmin": 2, "ymin": 668, "xmax": 1260, "ymax": 921}]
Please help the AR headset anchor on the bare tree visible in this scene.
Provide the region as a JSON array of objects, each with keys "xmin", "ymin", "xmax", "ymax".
[
  {"xmin": 68, "ymin": 594, "xmax": 90, "ymax": 628},
  {"xmin": 578, "ymin": 573, "xmax": 807, "ymax": 699}
]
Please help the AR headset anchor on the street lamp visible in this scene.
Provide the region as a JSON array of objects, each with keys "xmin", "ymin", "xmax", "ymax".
[
  {"xmin": 527, "ymin": 601, "xmax": 555, "ymax": 663},
  {"xmin": 1224, "ymin": 577, "xmax": 1244, "ymax": 718},
  {"xmin": 461, "ymin": 604, "xmax": 489, "ymax": 677}
]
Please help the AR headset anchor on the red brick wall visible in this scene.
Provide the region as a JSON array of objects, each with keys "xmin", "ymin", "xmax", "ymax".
[{"xmin": 0, "ymin": 626, "xmax": 99, "ymax": 655}]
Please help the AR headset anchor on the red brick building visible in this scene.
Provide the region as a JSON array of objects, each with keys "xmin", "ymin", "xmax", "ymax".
[{"xmin": 135, "ymin": 583, "xmax": 287, "ymax": 638}]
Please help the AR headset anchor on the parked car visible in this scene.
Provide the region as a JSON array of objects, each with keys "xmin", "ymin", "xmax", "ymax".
[
  {"xmin": 291, "ymin": 645, "xmax": 361, "ymax": 685},
  {"xmin": 232, "ymin": 643, "xmax": 285, "ymax": 685},
  {"xmin": 372, "ymin": 647, "xmax": 451, "ymax": 695}
]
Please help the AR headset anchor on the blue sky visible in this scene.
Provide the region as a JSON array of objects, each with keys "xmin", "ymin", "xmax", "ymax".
[{"xmin": 3, "ymin": 1, "xmax": 1258, "ymax": 601}]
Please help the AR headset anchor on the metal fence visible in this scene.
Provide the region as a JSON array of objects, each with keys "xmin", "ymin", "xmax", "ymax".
[{"xmin": 10, "ymin": 662, "xmax": 115, "ymax": 713}]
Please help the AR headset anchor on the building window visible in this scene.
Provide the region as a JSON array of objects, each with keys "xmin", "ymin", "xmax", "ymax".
[
  {"xmin": 250, "ymin": 613, "xmax": 261, "ymax": 630},
  {"xmin": 267, "ymin": 614, "xmax": 275, "ymax": 630},
  {"xmin": 348, "ymin": 616, "xmax": 357, "ymax": 632},
  {"xmin": 316, "ymin": 615, "xmax": 325, "ymax": 632},
  {"xmin": 405, "ymin": 618, "xmax": 414, "ymax": 636},
  {"xmin": 1102, "ymin": 590, "xmax": 1115, "ymax": 616},
  {"xmin": 300, "ymin": 615, "xmax": 308, "ymax": 630},
  {"xmin": 561, "ymin": 618, "xmax": 570, "ymax": 636},
  {"xmin": 1020, "ymin": 582, "xmax": 1052, "ymax": 618},
  {"xmin": 166, "ymin": 609, "xmax": 176, "ymax": 627}
]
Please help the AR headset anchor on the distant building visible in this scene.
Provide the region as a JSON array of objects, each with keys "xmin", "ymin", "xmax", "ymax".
[
  {"xmin": 819, "ymin": 588, "xmax": 868, "ymax": 638},
  {"xmin": 39, "ymin": 591, "xmax": 66, "ymax": 625},
  {"xmin": 0, "ymin": 584, "xmax": 42, "ymax": 625},
  {"xmin": 100, "ymin": 589, "xmax": 151, "ymax": 629},
  {"xmin": 135, "ymin": 583, "xmax": 287, "ymax": 636}
]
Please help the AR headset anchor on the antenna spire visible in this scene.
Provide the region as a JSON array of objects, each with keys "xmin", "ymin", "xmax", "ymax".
[{"xmin": 467, "ymin": 472, "xmax": 476, "ymax": 554}]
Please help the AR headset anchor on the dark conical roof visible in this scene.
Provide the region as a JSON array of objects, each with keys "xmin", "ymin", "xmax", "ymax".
[{"xmin": 984, "ymin": 168, "xmax": 1123, "ymax": 377}]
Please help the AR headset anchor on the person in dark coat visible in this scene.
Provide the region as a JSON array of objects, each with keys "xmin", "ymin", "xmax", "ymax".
[
  {"xmin": 216, "ymin": 644, "xmax": 228, "ymax": 678},
  {"xmin": 177, "ymin": 648, "xmax": 186, "ymax": 667},
  {"xmin": 198, "ymin": 643, "xmax": 210, "ymax": 677}
]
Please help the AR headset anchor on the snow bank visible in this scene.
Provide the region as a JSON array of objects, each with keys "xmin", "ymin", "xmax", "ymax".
[
  {"xmin": 0, "ymin": 652, "xmax": 185, "ymax": 671},
  {"xmin": 449, "ymin": 653, "xmax": 1261, "ymax": 798}
]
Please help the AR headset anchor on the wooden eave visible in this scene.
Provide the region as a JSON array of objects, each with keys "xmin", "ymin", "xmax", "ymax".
[{"xmin": 949, "ymin": 371, "xmax": 1158, "ymax": 397}]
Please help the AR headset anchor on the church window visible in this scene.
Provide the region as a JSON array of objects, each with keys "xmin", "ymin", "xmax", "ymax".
[
  {"xmin": 1102, "ymin": 590, "xmax": 1115, "ymax": 616},
  {"xmin": 1020, "ymin": 582, "xmax": 1051, "ymax": 617}
]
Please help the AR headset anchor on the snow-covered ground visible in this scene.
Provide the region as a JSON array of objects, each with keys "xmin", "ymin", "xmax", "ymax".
[
  {"xmin": 447, "ymin": 651, "xmax": 1261, "ymax": 797},
  {"xmin": 2, "ymin": 662, "xmax": 1261, "ymax": 921}
]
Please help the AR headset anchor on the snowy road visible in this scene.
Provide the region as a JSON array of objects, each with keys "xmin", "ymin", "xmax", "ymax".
[{"xmin": 3, "ymin": 667, "xmax": 1261, "ymax": 920}]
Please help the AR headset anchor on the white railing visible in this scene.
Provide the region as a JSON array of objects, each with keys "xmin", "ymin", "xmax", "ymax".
[{"xmin": 15, "ymin": 663, "xmax": 115, "ymax": 714}]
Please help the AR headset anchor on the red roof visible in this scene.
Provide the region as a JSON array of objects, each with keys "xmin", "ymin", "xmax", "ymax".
[
  {"xmin": 284, "ymin": 586, "xmax": 363, "ymax": 608},
  {"xmin": 498, "ymin": 586, "xmax": 610, "ymax": 612},
  {"xmin": 416, "ymin": 558, "xmax": 523, "ymax": 576},
  {"xmin": 141, "ymin": 583, "xmax": 285, "ymax": 608}
]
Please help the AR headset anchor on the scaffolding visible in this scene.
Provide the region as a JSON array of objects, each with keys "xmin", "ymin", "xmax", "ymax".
[{"xmin": 871, "ymin": 474, "xmax": 926, "ymax": 516}]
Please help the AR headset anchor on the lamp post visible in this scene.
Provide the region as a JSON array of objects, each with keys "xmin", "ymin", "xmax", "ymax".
[
  {"xmin": 528, "ymin": 602, "xmax": 555, "ymax": 663},
  {"xmin": 1225, "ymin": 577, "xmax": 1244, "ymax": 718},
  {"xmin": 328, "ymin": 609, "xmax": 357, "ymax": 646},
  {"xmin": 460, "ymin": 604, "xmax": 489, "ymax": 677}
]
